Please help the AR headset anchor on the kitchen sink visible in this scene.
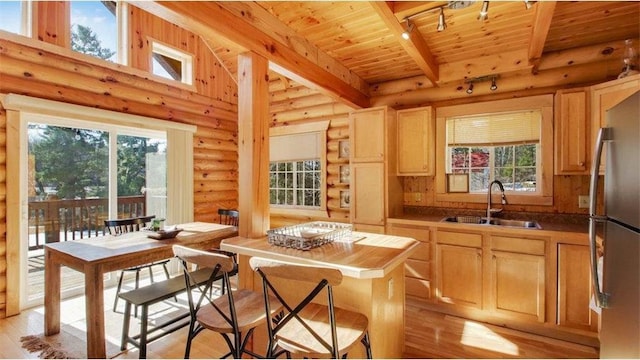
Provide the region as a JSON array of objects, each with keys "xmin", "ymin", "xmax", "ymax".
[{"xmin": 441, "ymin": 216, "xmax": 542, "ymax": 229}]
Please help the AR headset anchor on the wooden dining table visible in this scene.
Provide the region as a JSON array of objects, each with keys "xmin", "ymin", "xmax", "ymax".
[{"xmin": 43, "ymin": 222, "xmax": 238, "ymax": 359}]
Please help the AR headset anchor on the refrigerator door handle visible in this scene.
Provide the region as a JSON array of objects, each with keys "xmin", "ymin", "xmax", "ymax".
[{"xmin": 589, "ymin": 127, "xmax": 611, "ymax": 308}]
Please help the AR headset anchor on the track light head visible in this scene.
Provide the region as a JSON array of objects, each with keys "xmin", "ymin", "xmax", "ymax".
[
  {"xmin": 524, "ymin": 0, "xmax": 536, "ymax": 9},
  {"xmin": 401, "ymin": 20, "xmax": 414, "ymax": 40},
  {"xmin": 490, "ymin": 77, "xmax": 498, "ymax": 91},
  {"xmin": 437, "ymin": 8, "xmax": 447, "ymax": 32},
  {"xmin": 478, "ymin": 1, "xmax": 489, "ymax": 21},
  {"xmin": 466, "ymin": 83, "xmax": 474, "ymax": 94}
]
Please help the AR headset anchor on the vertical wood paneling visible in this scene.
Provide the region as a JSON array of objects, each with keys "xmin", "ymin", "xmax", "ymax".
[
  {"xmin": 34, "ymin": 1, "xmax": 70, "ymax": 47},
  {"xmin": 128, "ymin": 6, "xmax": 237, "ymax": 104}
]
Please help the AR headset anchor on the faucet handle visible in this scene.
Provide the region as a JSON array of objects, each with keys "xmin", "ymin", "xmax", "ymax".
[{"xmin": 501, "ymin": 193, "xmax": 507, "ymax": 205}]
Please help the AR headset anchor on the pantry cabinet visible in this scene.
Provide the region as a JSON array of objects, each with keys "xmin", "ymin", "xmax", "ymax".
[
  {"xmin": 396, "ymin": 106, "xmax": 435, "ymax": 176},
  {"xmin": 349, "ymin": 106, "xmax": 402, "ymax": 232},
  {"xmin": 554, "ymin": 88, "xmax": 589, "ymax": 175}
]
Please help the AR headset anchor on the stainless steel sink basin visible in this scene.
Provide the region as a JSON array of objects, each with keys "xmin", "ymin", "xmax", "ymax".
[{"xmin": 441, "ymin": 216, "xmax": 542, "ymax": 229}]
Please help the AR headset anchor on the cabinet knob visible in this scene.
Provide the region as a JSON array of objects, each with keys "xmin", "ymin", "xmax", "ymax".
[{"xmin": 579, "ymin": 161, "xmax": 585, "ymax": 166}]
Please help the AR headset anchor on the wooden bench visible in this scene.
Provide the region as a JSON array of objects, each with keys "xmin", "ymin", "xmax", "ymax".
[{"xmin": 118, "ymin": 268, "xmax": 219, "ymax": 359}]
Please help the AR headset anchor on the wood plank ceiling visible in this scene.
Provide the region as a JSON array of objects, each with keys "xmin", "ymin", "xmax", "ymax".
[{"xmin": 137, "ymin": 1, "xmax": 640, "ymax": 108}]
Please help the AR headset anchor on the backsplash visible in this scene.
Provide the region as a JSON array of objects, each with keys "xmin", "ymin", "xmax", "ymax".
[{"xmin": 403, "ymin": 206, "xmax": 589, "ymax": 225}]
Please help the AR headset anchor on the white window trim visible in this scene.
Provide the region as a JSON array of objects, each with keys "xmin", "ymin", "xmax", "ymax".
[
  {"xmin": 269, "ymin": 121, "xmax": 330, "ymax": 218},
  {"xmin": 2, "ymin": 93, "xmax": 196, "ymax": 310},
  {"xmin": 435, "ymin": 95, "xmax": 554, "ymax": 206},
  {"xmin": 150, "ymin": 38, "xmax": 194, "ymax": 86}
]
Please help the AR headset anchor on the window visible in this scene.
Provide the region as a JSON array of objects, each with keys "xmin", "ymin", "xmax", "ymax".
[
  {"xmin": 270, "ymin": 160, "xmax": 321, "ymax": 207},
  {"xmin": 70, "ymin": 1, "xmax": 117, "ymax": 62},
  {"xmin": 151, "ymin": 40, "xmax": 193, "ymax": 85},
  {"xmin": 269, "ymin": 121, "xmax": 329, "ymax": 217},
  {"xmin": 436, "ymin": 95, "xmax": 553, "ymax": 206},
  {"xmin": 446, "ymin": 110, "xmax": 541, "ymax": 193},
  {"xmin": 0, "ymin": 1, "xmax": 29, "ymax": 36}
]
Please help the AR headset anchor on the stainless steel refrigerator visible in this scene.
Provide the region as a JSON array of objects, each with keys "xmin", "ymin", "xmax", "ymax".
[{"xmin": 589, "ymin": 91, "xmax": 640, "ymax": 358}]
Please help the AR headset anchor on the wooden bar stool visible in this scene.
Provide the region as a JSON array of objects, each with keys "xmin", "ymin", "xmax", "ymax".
[
  {"xmin": 173, "ymin": 245, "xmax": 282, "ymax": 359},
  {"xmin": 250, "ymin": 257, "xmax": 372, "ymax": 359}
]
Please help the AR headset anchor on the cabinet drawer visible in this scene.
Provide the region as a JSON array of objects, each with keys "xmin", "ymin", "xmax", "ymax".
[
  {"xmin": 410, "ymin": 242, "xmax": 430, "ymax": 261},
  {"xmin": 387, "ymin": 224, "xmax": 430, "ymax": 242},
  {"xmin": 405, "ymin": 259, "xmax": 430, "ymax": 279},
  {"xmin": 491, "ymin": 236, "xmax": 545, "ymax": 255},
  {"xmin": 437, "ymin": 230, "xmax": 482, "ymax": 248},
  {"xmin": 405, "ymin": 277, "xmax": 431, "ymax": 300}
]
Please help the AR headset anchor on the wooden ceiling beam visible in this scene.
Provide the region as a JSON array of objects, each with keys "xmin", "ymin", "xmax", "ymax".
[
  {"xmin": 528, "ymin": 1, "xmax": 557, "ymax": 71},
  {"xmin": 131, "ymin": 1, "xmax": 370, "ymax": 108},
  {"xmin": 369, "ymin": 1, "xmax": 440, "ymax": 86}
]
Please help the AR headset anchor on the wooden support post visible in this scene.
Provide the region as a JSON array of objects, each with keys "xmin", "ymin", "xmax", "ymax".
[{"xmin": 237, "ymin": 52, "xmax": 270, "ymax": 238}]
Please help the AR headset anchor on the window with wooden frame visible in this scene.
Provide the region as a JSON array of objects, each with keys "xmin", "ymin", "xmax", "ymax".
[
  {"xmin": 150, "ymin": 40, "xmax": 194, "ymax": 85},
  {"xmin": 269, "ymin": 121, "xmax": 329, "ymax": 218},
  {"xmin": 436, "ymin": 95, "xmax": 554, "ymax": 206},
  {"xmin": 0, "ymin": 1, "xmax": 31, "ymax": 36}
]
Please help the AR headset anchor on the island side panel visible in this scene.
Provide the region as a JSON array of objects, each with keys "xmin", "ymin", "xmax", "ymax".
[{"xmin": 236, "ymin": 253, "xmax": 406, "ymax": 358}]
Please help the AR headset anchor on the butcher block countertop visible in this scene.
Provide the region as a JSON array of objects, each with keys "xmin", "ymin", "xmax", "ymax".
[{"xmin": 220, "ymin": 232, "xmax": 419, "ymax": 279}]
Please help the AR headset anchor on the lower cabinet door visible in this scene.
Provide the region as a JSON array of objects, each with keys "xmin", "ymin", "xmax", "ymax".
[
  {"xmin": 489, "ymin": 250, "xmax": 545, "ymax": 322},
  {"xmin": 436, "ymin": 244, "xmax": 482, "ymax": 309}
]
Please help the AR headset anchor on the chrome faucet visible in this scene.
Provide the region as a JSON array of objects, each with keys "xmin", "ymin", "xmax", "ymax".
[{"xmin": 487, "ymin": 180, "xmax": 507, "ymax": 223}]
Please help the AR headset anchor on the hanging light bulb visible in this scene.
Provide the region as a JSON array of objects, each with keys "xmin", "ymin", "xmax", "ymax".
[
  {"xmin": 490, "ymin": 77, "xmax": 498, "ymax": 91},
  {"xmin": 437, "ymin": 7, "xmax": 447, "ymax": 32},
  {"xmin": 74, "ymin": 129, "xmax": 81, "ymax": 140},
  {"xmin": 478, "ymin": 1, "xmax": 489, "ymax": 21},
  {"xmin": 401, "ymin": 20, "xmax": 414, "ymax": 40},
  {"xmin": 466, "ymin": 83, "xmax": 474, "ymax": 94}
]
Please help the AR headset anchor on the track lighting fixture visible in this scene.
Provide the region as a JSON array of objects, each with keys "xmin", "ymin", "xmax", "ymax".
[
  {"xmin": 401, "ymin": 20, "xmax": 414, "ymax": 40},
  {"xmin": 466, "ymin": 83, "xmax": 474, "ymax": 94},
  {"xmin": 464, "ymin": 74, "xmax": 499, "ymax": 94},
  {"xmin": 490, "ymin": 77, "xmax": 498, "ymax": 91},
  {"xmin": 437, "ymin": 7, "xmax": 447, "ymax": 32},
  {"xmin": 478, "ymin": 1, "xmax": 489, "ymax": 21}
]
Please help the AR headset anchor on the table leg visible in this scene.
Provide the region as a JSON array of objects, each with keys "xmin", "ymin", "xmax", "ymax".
[
  {"xmin": 44, "ymin": 248, "xmax": 61, "ymax": 336},
  {"xmin": 85, "ymin": 264, "xmax": 106, "ymax": 359}
]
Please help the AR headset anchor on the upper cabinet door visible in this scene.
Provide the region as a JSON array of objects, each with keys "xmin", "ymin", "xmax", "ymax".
[
  {"xmin": 397, "ymin": 106, "xmax": 435, "ymax": 176},
  {"xmin": 350, "ymin": 107, "xmax": 386, "ymax": 162},
  {"xmin": 554, "ymin": 89, "xmax": 589, "ymax": 175}
]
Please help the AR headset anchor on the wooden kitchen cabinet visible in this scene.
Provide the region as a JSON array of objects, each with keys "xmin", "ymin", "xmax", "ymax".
[
  {"xmin": 351, "ymin": 162, "xmax": 385, "ymax": 226},
  {"xmin": 350, "ymin": 106, "xmax": 387, "ymax": 162},
  {"xmin": 349, "ymin": 106, "xmax": 402, "ymax": 231},
  {"xmin": 590, "ymin": 74, "xmax": 640, "ymax": 174},
  {"xmin": 436, "ymin": 230, "xmax": 483, "ymax": 309},
  {"xmin": 554, "ymin": 88, "xmax": 589, "ymax": 175},
  {"xmin": 396, "ymin": 106, "xmax": 435, "ymax": 176},
  {"xmin": 489, "ymin": 235, "xmax": 546, "ymax": 322},
  {"xmin": 387, "ymin": 222, "xmax": 433, "ymax": 300},
  {"xmin": 557, "ymin": 243, "xmax": 598, "ymax": 331}
]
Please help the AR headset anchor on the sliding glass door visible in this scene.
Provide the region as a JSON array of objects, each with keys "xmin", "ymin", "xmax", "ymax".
[{"xmin": 25, "ymin": 122, "xmax": 166, "ymax": 306}]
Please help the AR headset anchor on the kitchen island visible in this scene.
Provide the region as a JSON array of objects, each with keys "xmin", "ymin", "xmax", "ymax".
[{"xmin": 220, "ymin": 231, "xmax": 418, "ymax": 358}]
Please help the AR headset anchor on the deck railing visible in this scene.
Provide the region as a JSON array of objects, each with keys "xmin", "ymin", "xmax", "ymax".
[{"xmin": 28, "ymin": 195, "xmax": 146, "ymax": 250}]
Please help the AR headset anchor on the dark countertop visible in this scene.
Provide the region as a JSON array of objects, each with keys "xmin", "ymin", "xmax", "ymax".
[{"xmin": 388, "ymin": 212, "xmax": 589, "ymax": 236}]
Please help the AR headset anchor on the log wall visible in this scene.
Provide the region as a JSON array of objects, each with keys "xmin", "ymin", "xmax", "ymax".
[
  {"xmin": 0, "ymin": 3, "xmax": 239, "ymax": 317},
  {"xmin": 268, "ymin": 78, "xmax": 354, "ymax": 228}
]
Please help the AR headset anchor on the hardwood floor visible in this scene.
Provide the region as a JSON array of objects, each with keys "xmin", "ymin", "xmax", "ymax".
[{"xmin": 0, "ymin": 288, "xmax": 599, "ymax": 359}]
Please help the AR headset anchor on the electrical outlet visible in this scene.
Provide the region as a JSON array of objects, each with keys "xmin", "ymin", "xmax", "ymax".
[{"xmin": 578, "ymin": 195, "xmax": 590, "ymax": 209}]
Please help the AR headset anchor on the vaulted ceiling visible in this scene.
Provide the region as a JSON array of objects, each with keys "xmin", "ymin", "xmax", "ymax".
[{"xmin": 134, "ymin": 1, "xmax": 639, "ymax": 108}]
